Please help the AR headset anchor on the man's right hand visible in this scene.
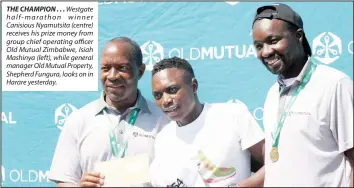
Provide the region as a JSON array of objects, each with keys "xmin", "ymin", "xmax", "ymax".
[{"xmin": 80, "ymin": 172, "xmax": 105, "ymax": 187}]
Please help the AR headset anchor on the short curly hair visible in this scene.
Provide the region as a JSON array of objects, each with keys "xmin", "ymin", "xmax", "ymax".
[{"xmin": 152, "ymin": 57, "xmax": 195, "ymax": 78}]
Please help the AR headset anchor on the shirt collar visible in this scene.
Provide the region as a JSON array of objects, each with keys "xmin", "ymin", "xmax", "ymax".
[
  {"xmin": 93, "ymin": 89, "xmax": 151, "ymax": 116},
  {"xmin": 277, "ymin": 56, "xmax": 312, "ymax": 89}
]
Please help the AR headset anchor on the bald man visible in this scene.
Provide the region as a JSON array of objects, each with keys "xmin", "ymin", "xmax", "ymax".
[{"xmin": 48, "ymin": 37, "xmax": 166, "ymax": 187}]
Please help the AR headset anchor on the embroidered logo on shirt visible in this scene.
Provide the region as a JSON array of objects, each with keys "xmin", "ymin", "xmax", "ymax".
[
  {"xmin": 287, "ymin": 111, "xmax": 311, "ymax": 116},
  {"xmin": 132, "ymin": 132, "xmax": 155, "ymax": 139}
]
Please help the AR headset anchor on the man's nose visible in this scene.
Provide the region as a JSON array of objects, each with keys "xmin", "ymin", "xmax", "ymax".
[
  {"xmin": 107, "ymin": 68, "xmax": 120, "ymax": 80},
  {"xmin": 262, "ymin": 43, "xmax": 275, "ymax": 58},
  {"xmin": 162, "ymin": 93, "xmax": 173, "ymax": 108}
]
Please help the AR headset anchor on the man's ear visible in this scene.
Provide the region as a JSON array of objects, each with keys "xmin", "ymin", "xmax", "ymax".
[
  {"xmin": 191, "ymin": 78, "xmax": 198, "ymax": 94},
  {"xmin": 296, "ymin": 28, "xmax": 304, "ymax": 44},
  {"xmin": 138, "ymin": 64, "xmax": 146, "ymax": 80}
]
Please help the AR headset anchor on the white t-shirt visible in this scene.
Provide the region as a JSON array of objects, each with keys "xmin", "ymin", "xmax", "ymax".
[
  {"xmin": 149, "ymin": 102, "xmax": 264, "ymax": 187},
  {"xmin": 263, "ymin": 63, "xmax": 353, "ymax": 187}
]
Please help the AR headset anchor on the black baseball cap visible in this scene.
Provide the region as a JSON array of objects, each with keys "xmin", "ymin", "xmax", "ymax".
[{"xmin": 252, "ymin": 3, "xmax": 312, "ymax": 56}]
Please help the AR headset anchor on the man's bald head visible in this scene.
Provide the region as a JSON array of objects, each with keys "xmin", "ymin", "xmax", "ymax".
[{"xmin": 102, "ymin": 37, "xmax": 143, "ymax": 66}]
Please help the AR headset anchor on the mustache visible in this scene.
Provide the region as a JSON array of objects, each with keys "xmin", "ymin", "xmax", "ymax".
[
  {"xmin": 263, "ymin": 54, "xmax": 283, "ymax": 62},
  {"xmin": 105, "ymin": 80, "xmax": 125, "ymax": 87},
  {"xmin": 163, "ymin": 105, "xmax": 178, "ymax": 112}
]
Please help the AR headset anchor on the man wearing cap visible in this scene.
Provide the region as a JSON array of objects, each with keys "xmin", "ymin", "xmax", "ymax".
[{"xmin": 252, "ymin": 3, "xmax": 353, "ymax": 187}]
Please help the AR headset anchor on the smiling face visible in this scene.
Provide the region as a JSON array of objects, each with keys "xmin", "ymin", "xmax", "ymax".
[
  {"xmin": 252, "ymin": 18, "xmax": 304, "ymax": 77},
  {"xmin": 152, "ymin": 68, "xmax": 198, "ymax": 122},
  {"xmin": 100, "ymin": 41, "xmax": 144, "ymax": 105}
]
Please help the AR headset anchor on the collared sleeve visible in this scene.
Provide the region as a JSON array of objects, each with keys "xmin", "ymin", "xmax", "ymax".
[
  {"xmin": 234, "ymin": 102, "xmax": 265, "ymax": 150},
  {"xmin": 48, "ymin": 111, "xmax": 82, "ymax": 185},
  {"xmin": 329, "ymin": 78, "xmax": 353, "ymax": 153}
]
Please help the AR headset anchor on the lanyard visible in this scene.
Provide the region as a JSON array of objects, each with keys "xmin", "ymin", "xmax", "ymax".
[
  {"xmin": 104, "ymin": 108, "xmax": 140, "ymax": 158},
  {"xmin": 272, "ymin": 61, "xmax": 317, "ymax": 148}
]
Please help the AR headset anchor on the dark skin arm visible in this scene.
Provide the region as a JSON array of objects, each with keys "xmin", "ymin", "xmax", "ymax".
[
  {"xmin": 251, "ymin": 155, "xmax": 263, "ymax": 173},
  {"xmin": 238, "ymin": 139, "xmax": 265, "ymax": 187},
  {"xmin": 344, "ymin": 148, "xmax": 354, "ymax": 187}
]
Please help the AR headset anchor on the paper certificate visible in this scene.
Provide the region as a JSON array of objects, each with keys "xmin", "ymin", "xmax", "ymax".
[{"xmin": 94, "ymin": 153, "xmax": 150, "ymax": 187}]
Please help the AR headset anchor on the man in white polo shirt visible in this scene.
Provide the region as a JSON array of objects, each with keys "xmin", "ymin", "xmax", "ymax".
[
  {"xmin": 48, "ymin": 37, "xmax": 165, "ymax": 187},
  {"xmin": 149, "ymin": 57, "xmax": 265, "ymax": 187},
  {"xmin": 252, "ymin": 3, "xmax": 353, "ymax": 187}
]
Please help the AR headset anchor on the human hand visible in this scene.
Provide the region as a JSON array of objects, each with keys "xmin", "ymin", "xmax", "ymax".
[{"xmin": 80, "ymin": 172, "xmax": 105, "ymax": 187}]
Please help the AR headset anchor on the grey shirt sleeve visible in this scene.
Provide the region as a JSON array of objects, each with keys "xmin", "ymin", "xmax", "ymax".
[
  {"xmin": 48, "ymin": 111, "xmax": 83, "ymax": 185},
  {"xmin": 329, "ymin": 78, "xmax": 353, "ymax": 153}
]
